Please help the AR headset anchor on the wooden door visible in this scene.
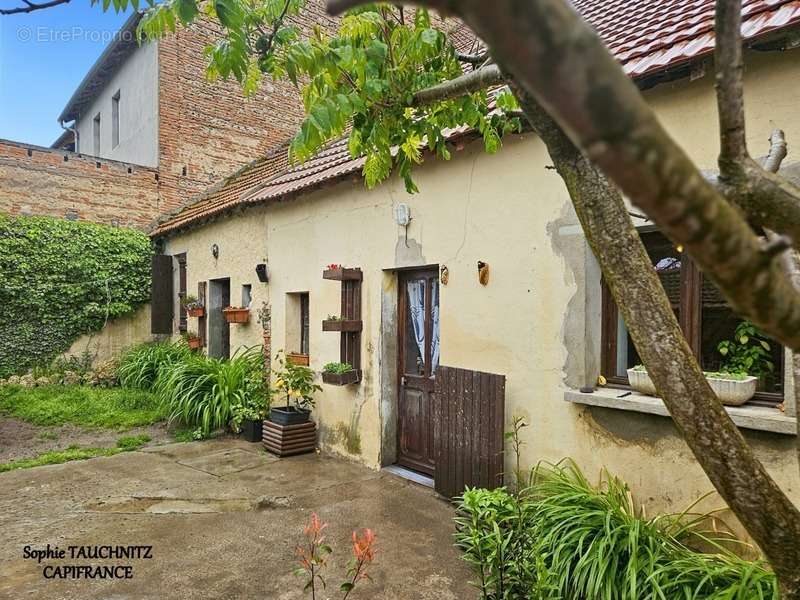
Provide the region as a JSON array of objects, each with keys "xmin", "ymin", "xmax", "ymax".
[{"xmin": 397, "ymin": 268, "xmax": 440, "ymax": 475}]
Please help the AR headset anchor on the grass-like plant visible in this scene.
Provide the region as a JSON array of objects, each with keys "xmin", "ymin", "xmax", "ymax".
[
  {"xmin": 0, "ymin": 385, "xmax": 163, "ymax": 428},
  {"xmin": 154, "ymin": 346, "xmax": 266, "ymax": 436},
  {"xmin": 117, "ymin": 340, "xmax": 192, "ymax": 390},
  {"xmin": 0, "ymin": 435, "xmax": 151, "ymax": 473},
  {"xmin": 455, "ymin": 461, "xmax": 777, "ymax": 599}
]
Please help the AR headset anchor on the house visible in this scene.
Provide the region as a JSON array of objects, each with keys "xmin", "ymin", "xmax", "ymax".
[
  {"xmin": 0, "ymin": 5, "xmax": 337, "ymax": 228},
  {"xmin": 150, "ymin": 0, "xmax": 800, "ymax": 519}
]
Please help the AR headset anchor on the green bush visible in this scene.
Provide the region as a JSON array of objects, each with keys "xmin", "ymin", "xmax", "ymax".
[
  {"xmin": 117, "ymin": 340, "xmax": 192, "ymax": 390},
  {"xmin": 0, "ymin": 215, "xmax": 152, "ymax": 378},
  {"xmin": 455, "ymin": 461, "xmax": 777, "ymax": 599},
  {"xmin": 154, "ymin": 346, "xmax": 266, "ymax": 436}
]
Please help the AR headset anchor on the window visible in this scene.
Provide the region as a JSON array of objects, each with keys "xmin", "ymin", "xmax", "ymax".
[
  {"xmin": 242, "ymin": 284, "xmax": 252, "ymax": 307},
  {"xmin": 286, "ymin": 292, "xmax": 310, "ymax": 358},
  {"xmin": 601, "ymin": 227, "xmax": 784, "ymax": 405},
  {"xmin": 300, "ymin": 293, "xmax": 310, "ymax": 356},
  {"xmin": 92, "ymin": 113, "xmax": 101, "ymax": 156},
  {"xmin": 111, "ymin": 90, "xmax": 120, "ymax": 148}
]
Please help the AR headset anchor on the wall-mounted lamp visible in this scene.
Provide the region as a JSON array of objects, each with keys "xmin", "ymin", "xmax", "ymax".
[
  {"xmin": 255, "ymin": 263, "xmax": 269, "ymax": 283},
  {"xmin": 211, "ymin": 244, "xmax": 219, "ymax": 259},
  {"xmin": 478, "ymin": 261, "xmax": 490, "ymax": 286}
]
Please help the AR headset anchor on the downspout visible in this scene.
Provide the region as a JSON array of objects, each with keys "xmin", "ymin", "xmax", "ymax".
[{"xmin": 59, "ymin": 119, "xmax": 79, "ymax": 153}]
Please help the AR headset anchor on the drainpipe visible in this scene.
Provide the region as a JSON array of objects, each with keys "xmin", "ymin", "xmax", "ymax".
[{"xmin": 59, "ymin": 119, "xmax": 79, "ymax": 153}]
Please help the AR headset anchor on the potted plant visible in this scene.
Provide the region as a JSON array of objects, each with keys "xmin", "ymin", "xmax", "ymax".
[
  {"xmin": 717, "ymin": 321, "xmax": 775, "ymax": 391},
  {"xmin": 223, "ymin": 305, "xmax": 251, "ymax": 323},
  {"xmin": 232, "ymin": 394, "xmax": 269, "ymax": 443},
  {"xmin": 626, "ymin": 365, "xmax": 657, "ymax": 396},
  {"xmin": 183, "ymin": 330, "xmax": 202, "ymax": 350},
  {"xmin": 269, "ymin": 350, "xmax": 322, "ymax": 425},
  {"xmin": 181, "ymin": 294, "xmax": 205, "ymax": 318},
  {"xmin": 322, "ymin": 361, "xmax": 361, "ymax": 385}
]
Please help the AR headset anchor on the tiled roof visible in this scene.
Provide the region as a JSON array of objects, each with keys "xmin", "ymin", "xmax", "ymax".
[{"xmin": 152, "ymin": 0, "xmax": 800, "ymax": 237}]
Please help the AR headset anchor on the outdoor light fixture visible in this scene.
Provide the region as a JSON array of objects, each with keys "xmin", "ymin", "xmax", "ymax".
[
  {"xmin": 211, "ymin": 243, "xmax": 219, "ymax": 259},
  {"xmin": 256, "ymin": 263, "xmax": 269, "ymax": 283}
]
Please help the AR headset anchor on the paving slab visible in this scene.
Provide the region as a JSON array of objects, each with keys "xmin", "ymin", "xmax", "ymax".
[{"xmin": 0, "ymin": 440, "xmax": 475, "ymax": 600}]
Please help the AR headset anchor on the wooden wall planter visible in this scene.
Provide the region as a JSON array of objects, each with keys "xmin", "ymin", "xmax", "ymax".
[
  {"xmin": 223, "ymin": 307, "xmax": 250, "ymax": 323},
  {"xmin": 287, "ymin": 353, "xmax": 310, "ymax": 366},
  {"xmin": 323, "ymin": 268, "xmax": 363, "ymax": 281},
  {"xmin": 186, "ymin": 307, "xmax": 205, "ymax": 318},
  {"xmin": 322, "ymin": 319, "xmax": 362, "ymax": 332},
  {"xmin": 321, "ymin": 370, "xmax": 362, "ymax": 385},
  {"xmin": 263, "ymin": 420, "xmax": 317, "ymax": 457},
  {"xmin": 322, "ymin": 267, "xmax": 362, "ymax": 385}
]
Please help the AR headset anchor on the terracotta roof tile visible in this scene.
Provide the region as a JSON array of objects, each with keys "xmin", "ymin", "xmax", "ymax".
[{"xmin": 152, "ymin": 0, "xmax": 800, "ymax": 237}]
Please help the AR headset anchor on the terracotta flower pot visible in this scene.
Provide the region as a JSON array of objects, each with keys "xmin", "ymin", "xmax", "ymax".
[
  {"xmin": 223, "ymin": 307, "xmax": 250, "ymax": 323},
  {"xmin": 186, "ymin": 306, "xmax": 204, "ymax": 318},
  {"xmin": 187, "ymin": 337, "xmax": 202, "ymax": 350}
]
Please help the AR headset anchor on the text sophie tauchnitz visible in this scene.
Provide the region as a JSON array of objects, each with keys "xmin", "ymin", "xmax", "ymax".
[{"xmin": 23, "ymin": 544, "xmax": 153, "ymax": 579}]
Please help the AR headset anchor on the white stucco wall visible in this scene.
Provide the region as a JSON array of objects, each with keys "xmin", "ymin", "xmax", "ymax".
[
  {"xmin": 159, "ymin": 48, "xmax": 800, "ymax": 530},
  {"xmin": 74, "ymin": 41, "xmax": 159, "ymax": 167}
]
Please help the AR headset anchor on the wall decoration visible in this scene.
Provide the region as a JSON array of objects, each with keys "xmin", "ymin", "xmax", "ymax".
[
  {"xmin": 440, "ymin": 265, "xmax": 449, "ymax": 286},
  {"xmin": 478, "ymin": 261, "xmax": 490, "ymax": 286}
]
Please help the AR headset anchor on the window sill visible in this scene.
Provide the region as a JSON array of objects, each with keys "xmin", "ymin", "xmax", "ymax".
[{"xmin": 564, "ymin": 388, "xmax": 796, "ymax": 436}]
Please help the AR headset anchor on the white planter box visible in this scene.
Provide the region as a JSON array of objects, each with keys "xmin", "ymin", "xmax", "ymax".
[
  {"xmin": 627, "ymin": 368, "xmax": 758, "ymax": 406},
  {"xmin": 705, "ymin": 375, "xmax": 758, "ymax": 406},
  {"xmin": 627, "ymin": 368, "xmax": 657, "ymax": 396}
]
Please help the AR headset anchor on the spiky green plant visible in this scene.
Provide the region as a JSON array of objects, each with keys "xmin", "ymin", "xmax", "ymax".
[
  {"xmin": 455, "ymin": 461, "xmax": 777, "ymax": 600},
  {"xmin": 117, "ymin": 340, "xmax": 192, "ymax": 390},
  {"xmin": 153, "ymin": 346, "xmax": 266, "ymax": 436}
]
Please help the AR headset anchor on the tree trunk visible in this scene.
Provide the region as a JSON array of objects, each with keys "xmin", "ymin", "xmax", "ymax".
[{"xmin": 509, "ymin": 83, "xmax": 800, "ymax": 596}]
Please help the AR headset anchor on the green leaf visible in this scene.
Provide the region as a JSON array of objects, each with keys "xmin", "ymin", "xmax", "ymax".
[
  {"xmin": 174, "ymin": 0, "xmax": 198, "ymax": 25},
  {"xmin": 214, "ymin": 0, "xmax": 243, "ymax": 28}
]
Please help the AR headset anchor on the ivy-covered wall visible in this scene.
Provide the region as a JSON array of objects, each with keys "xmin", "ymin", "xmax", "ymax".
[{"xmin": 0, "ymin": 215, "xmax": 152, "ymax": 378}]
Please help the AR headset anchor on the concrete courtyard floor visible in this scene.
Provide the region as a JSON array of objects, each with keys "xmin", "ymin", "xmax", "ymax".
[{"xmin": 0, "ymin": 439, "xmax": 474, "ymax": 599}]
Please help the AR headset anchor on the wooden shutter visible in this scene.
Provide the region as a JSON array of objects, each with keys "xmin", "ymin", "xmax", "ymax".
[
  {"xmin": 433, "ymin": 366, "xmax": 505, "ymax": 500},
  {"xmin": 198, "ymin": 281, "xmax": 207, "ymax": 347},
  {"xmin": 151, "ymin": 254, "xmax": 174, "ymax": 334}
]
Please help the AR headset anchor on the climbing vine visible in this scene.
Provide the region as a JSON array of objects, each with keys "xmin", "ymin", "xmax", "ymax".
[{"xmin": 0, "ymin": 215, "xmax": 152, "ymax": 378}]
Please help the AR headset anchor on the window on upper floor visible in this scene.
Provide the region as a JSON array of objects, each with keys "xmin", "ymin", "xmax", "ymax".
[
  {"xmin": 112, "ymin": 90, "xmax": 120, "ymax": 149},
  {"xmin": 600, "ymin": 227, "xmax": 784, "ymax": 406},
  {"xmin": 92, "ymin": 113, "xmax": 101, "ymax": 156}
]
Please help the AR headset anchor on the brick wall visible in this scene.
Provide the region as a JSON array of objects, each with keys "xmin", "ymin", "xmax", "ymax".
[
  {"xmin": 0, "ymin": 139, "xmax": 161, "ymax": 228},
  {"xmin": 156, "ymin": 3, "xmax": 339, "ymax": 210}
]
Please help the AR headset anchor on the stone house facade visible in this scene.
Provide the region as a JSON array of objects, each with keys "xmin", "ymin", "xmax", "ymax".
[{"xmin": 149, "ymin": 0, "xmax": 800, "ymax": 530}]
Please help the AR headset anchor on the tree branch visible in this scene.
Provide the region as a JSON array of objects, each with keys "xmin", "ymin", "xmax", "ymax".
[
  {"xmin": 411, "ymin": 63, "xmax": 504, "ymax": 106},
  {"xmin": 329, "ymin": 0, "xmax": 800, "ymax": 353},
  {"xmin": 763, "ymin": 129, "xmax": 788, "ymax": 173},
  {"xmin": 511, "ymin": 82, "xmax": 800, "ymax": 599},
  {"xmin": 0, "ymin": 0, "xmax": 69, "ymax": 14},
  {"xmin": 456, "ymin": 51, "xmax": 487, "ymax": 65},
  {"xmin": 715, "ymin": 0, "xmax": 748, "ymax": 175}
]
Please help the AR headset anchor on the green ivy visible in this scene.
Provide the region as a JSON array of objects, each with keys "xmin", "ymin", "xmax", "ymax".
[{"xmin": 0, "ymin": 215, "xmax": 152, "ymax": 378}]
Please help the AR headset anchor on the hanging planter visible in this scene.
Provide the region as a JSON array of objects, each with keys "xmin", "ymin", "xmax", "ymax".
[
  {"xmin": 321, "ymin": 362, "xmax": 361, "ymax": 385},
  {"xmin": 186, "ymin": 335, "xmax": 202, "ymax": 350},
  {"xmin": 287, "ymin": 353, "xmax": 310, "ymax": 366},
  {"xmin": 223, "ymin": 306, "xmax": 250, "ymax": 323},
  {"xmin": 187, "ymin": 306, "xmax": 204, "ymax": 318},
  {"xmin": 181, "ymin": 295, "xmax": 205, "ymax": 318}
]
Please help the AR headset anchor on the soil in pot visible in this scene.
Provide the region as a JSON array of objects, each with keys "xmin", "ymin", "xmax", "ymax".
[
  {"xmin": 241, "ymin": 419, "xmax": 263, "ymax": 443},
  {"xmin": 269, "ymin": 406, "xmax": 311, "ymax": 426}
]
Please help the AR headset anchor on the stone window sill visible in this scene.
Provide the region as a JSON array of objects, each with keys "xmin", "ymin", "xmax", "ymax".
[{"xmin": 564, "ymin": 388, "xmax": 797, "ymax": 435}]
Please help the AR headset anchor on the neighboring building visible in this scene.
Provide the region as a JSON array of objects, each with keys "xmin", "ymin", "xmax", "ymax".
[
  {"xmin": 0, "ymin": 4, "xmax": 337, "ymax": 228},
  {"xmin": 149, "ymin": 0, "xmax": 800, "ymax": 530}
]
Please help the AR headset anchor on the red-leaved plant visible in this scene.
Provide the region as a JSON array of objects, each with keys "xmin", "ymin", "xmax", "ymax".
[{"xmin": 294, "ymin": 513, "xmax": 376, "ymax": 600}]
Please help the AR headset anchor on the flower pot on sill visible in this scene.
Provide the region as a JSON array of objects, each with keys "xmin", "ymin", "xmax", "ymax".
[
  {"xmin": 322, "ymin": 370, "xmax": 361, "ymax": 385},
  {"xmin": 187, "ymin": 337, "xmax": 202, "ymax": 350},
  {"xmin": 223, "ymin": 307, "xmax": 250, "ymax": 323},
  {"xmin": 269, "ymin": 406, "xmax": 311, "ymax": 426},
  {"xmin": 241, "ymin": 419, "xmax": 263, "ymax": 443},
  {"xmin": 186, "ymin": 307, "xmax": 204, "ymax": 318},
  {"xmin": 287, "ymin": 353, "xmax": 310, "ymax": 366},
  {"xmin": 705, "ymin": 375, "xmax": 758, "ymax": 406},
  {"xmin": 626, "ymin": 368, "xmax": 657, "ymax": 396}
]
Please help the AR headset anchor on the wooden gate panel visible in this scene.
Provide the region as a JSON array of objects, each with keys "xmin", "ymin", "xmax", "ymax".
[{"xmin": 433, "ymin": 366, "xmax": 505, "ymax": 500}]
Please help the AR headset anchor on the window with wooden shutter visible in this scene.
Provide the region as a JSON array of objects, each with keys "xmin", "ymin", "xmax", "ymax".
[{"xmin": 151, "ymin": 254, "xmax": 174, "ymax": 334}]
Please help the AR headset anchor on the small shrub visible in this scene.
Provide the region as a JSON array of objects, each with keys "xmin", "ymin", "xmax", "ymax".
[
  {"xmin": 155, "ymin": 346, "xmax": 265, "ymax": 436},
  {"xmin": 323, "ymin": 362, "xmax": 354, "ymax": 374},
  {"xmin": 454, "ymin": 461, "xmax": 778, "ymax": 599},
  {"xmin": 117, "ymin": 340, "xmax": 192, "ymax": 390},
  {"xmin": 115, "ymin": 434, "xmax": 151, "ymax": 451}
]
